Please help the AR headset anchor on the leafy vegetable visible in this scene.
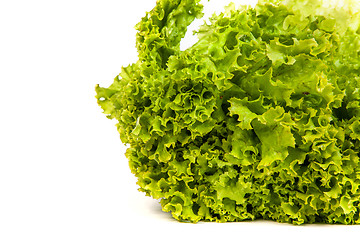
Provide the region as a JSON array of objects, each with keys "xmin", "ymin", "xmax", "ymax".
[{"xmin": 96, "ymin": 0, "xmax": 360, "ymax": 224}]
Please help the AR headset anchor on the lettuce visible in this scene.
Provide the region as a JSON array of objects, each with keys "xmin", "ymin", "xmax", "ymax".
[{"xmin": 95, "ymin": 0, "xmax": 360, "ymax": 224}]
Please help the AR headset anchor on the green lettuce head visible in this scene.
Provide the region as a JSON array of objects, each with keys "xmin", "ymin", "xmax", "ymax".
[{"xmin": 96, "ymin": 0, "xmax": 360, "ymax": 224}]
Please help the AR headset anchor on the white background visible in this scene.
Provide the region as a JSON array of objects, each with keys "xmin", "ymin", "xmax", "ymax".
[{"xmin": 1, "ymin": 0, "xmax": 359, "ymax": 239}]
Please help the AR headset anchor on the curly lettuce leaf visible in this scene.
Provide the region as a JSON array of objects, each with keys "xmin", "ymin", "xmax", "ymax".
[{"xmin": 96, "ymin": 0, "xmax": 360, "ymax": 225}]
